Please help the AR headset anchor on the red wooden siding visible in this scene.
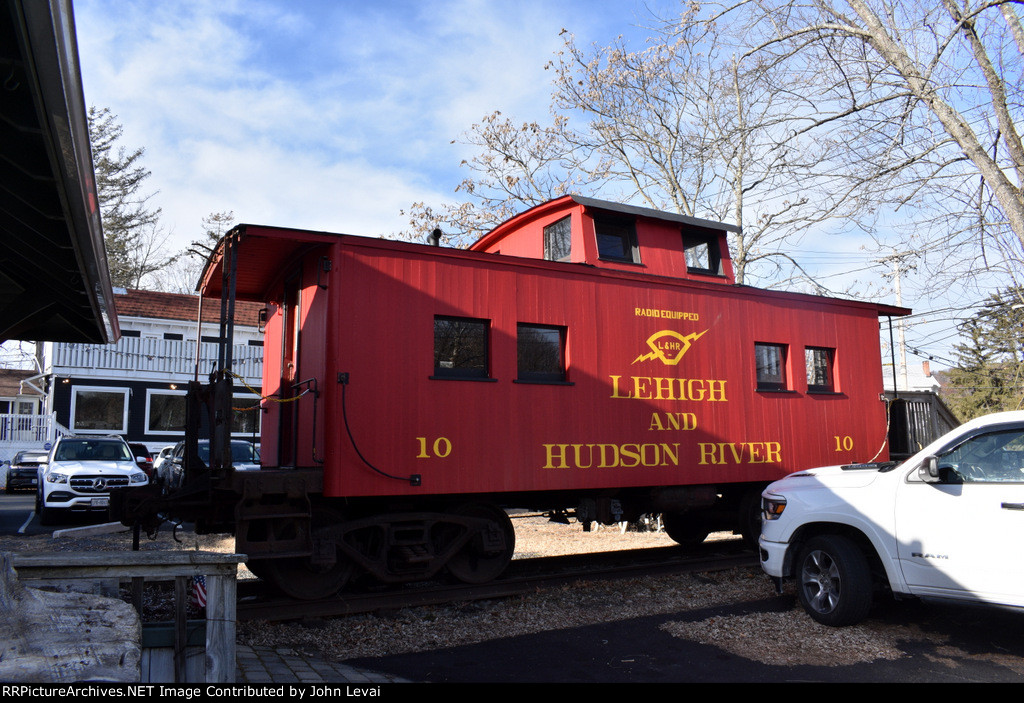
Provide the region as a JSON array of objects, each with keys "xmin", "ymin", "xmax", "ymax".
[{"xmin": 201, "ymin": 204, "xmax": 905, "ymax": 503}]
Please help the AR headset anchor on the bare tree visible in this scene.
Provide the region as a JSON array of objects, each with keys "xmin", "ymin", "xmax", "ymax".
[
  {"xmin": 189, "ymin": 210, "xmax": 236, "ymax": 259},
  {"xmin": 398, "ymin": 112, "xmax": 582, "ymax": 248},
  {"xmin": 401, "ymin": 12, "xmax": 866, "ymax": 287},
  {"xmin": 727, "ymin": 0, "xmax": 1024, "ymax": 287},
  {"xmin": 149, "ymin": 211, "xmax": 236, "ymax": 294}
]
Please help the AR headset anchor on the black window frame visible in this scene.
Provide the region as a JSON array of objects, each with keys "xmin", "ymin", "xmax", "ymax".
[
  {"xmin": 755, "ymin": 342, "xmax": 789, "ymax": 391},
  {"xmin": 516, "ymin": 323, "xmax": 569, "ymax": 384},
  {"xmin": 683, "ymin": 232, "xmax": 722, "ymax": 275},
  {"xmin": 432, "ymin": 315, "xmax": 493, "ymax": 380},
  {"xmin": 805, "ymin": 346, "xmax": 836, "ymax": 393},
  {"xmin": 543, "ymin": 216, "xmax": 572, "ymax": 262},
  {"xmin": 594, "ymin": 216, "xmax": 640, "ymax": 264}
]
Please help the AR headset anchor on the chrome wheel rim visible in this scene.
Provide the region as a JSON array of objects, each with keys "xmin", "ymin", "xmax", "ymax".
[{"xmin": 800, "ymin": 549, "xmax": 841, "ymax": 614}]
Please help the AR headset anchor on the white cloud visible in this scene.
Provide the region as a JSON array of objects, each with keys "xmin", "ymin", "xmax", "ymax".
[{"xmin": 74, "ymin": 0, "xmax": 654, "ymax": 248}]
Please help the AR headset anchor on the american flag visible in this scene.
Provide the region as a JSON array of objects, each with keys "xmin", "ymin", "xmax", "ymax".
[{"xmin": 192, "ymin": 575, "xmax": 207, "ymax": 609}]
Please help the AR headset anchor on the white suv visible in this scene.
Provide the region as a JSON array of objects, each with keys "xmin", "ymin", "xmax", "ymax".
[{"xmin": 37, "ymin": 436, "xmax": 149, "ymax": 525}]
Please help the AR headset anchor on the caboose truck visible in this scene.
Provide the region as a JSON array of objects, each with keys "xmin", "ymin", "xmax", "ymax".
[{"xmin": 112, "ymin": 195, "xmax": 909, "ymax": 601}]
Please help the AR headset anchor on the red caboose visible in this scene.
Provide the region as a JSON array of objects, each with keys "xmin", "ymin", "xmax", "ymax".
[{"xmin": 158, "ymin": 195, "xmax": 907, "ymax": 599}]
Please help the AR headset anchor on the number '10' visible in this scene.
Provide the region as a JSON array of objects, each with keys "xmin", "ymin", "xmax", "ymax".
[
  {"xmin": 416, "ymin": 437, "xmax": 452, "ymax": 458},
  {"xmin": 833, "ymin": 435, "xmax": 854, "ymax": 451}
]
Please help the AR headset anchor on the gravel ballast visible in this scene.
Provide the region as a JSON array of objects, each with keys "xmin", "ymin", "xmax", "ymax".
[{"xmin": 3, "ymin": 515, "xmax": 1024, "ymax": 675}]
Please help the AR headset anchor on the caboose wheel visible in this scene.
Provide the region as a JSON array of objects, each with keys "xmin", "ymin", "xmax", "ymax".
[
  {"xmin": 263, "ymin": 505, "xmax": 353, "ymax": 600},
  {"xmin": 446, "ymin": 504, "xmax": 515, "ymax": 584},
  {"xmin": 662, "ymin": 511, "xmax": 709, "ymax": 547}
]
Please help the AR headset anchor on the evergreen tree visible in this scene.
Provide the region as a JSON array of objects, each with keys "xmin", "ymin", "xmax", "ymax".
[
  {"xmin": 88, "ymin": 107, "xmax": 173, "ymax": 288},
  {"xmin": 943, "ymin": 288, "xmax": 1024, "ymax": 420}
]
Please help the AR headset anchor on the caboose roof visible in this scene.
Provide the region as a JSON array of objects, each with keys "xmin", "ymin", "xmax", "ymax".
[
  {"xmin": 471, "ymin": 194, "xmax": 739, "ymax": 252},
  {"xmin": 198, "ymin": 201, "xmax": 910, "ymax": 319}
]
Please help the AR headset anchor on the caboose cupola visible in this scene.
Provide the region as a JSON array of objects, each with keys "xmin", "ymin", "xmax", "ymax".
[{"xmin": 470, "ymin": 194, "xmax": 738, "ymax": 283}]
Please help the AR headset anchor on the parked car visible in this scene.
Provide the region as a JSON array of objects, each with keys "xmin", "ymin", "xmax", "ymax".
[
  {"xmin": 760, "ymin": 410, "xmax": 1024, "ymax": 626},
  {"xmin": 7, "ymin": 450, "xmax": 48, "ymax": 493},
  {"xmin": 151, "ymin": 445, "xmax": 175, "ymax": 478},
  {"xmin": 129, "ymin": 442, "xmax": 154, "ymax": 476},
  {"xmin": 156, "ymin": 439, "xmax": 261, "ymax": 490},
  {"xmin": 37, "ymin": 435, "xmax": 149, "ymax": 525}
]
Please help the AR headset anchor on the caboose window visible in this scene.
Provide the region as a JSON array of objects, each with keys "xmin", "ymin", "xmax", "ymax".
[
  {"xmin": 806, "ymin": 347, "xmax": 835, "ymax": 392},
  {"xmin": 755, "ymin": 343, "xmax": 788, "ymax": 391},
  {"xmin": 544, "ymin": 217, "xmax": 572, "ymax": 262},
  {"xmin": 517, "ymin": 324, "xmax": 567, "ymax": 383},
  {"xmin": 684, "ymin": 233, "xmax": 721, "ymax": 275},
  {"xmin": 433, "ymin": 316, "xmax": 490, "ymax": 379},
  {"xmin": 594, "ymin": 217, "xmax": 639, "ymax": 263}
]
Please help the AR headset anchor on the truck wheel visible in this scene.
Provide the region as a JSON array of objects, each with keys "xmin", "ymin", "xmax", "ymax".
[{"xmin": 796, "ymin": 535, "xmax": 873, "ymax": 626}]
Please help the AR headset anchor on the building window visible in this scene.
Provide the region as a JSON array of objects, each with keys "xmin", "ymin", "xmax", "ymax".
[
  {"xmin": 755, "ymin": 343, "xmax": 788, "ymax": 391},
  {"xmin": 594, "ymin": 217, "xmax": 639, "ymax": 263},
  {"xmin": 544, "ymin": 217, "xmax": 572, "ymax": 262},
  {"xmin": 517, "ymin": 324, "xmax": 567, "ymax": 383},
  {"xmin": 121, "ymin": 330, "xmax": 141, "ymax": 338},
  {"xmin": 146, "ymin": 390, "xmax": 186, "ymax": 434},
  {"xmin": 806, "ymin": 347, "xmax": 836, "ymax": 392},
  {"xmin": 71, "ymin": 386, "xmax": 129, "ymax": 433},
  {"xmin": 433, "ymin": 316, "xmax": 490, "ymax": 379},
  {"xmin": 163, "ymin": 332, "xmax": 183, "ymax": 341},
  {"xmin": 683, "ymin": 233, "xmax": 721, "ymax": 274}
]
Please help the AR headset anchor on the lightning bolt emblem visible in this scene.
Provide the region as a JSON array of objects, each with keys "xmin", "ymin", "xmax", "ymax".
[{"xmin": 632, "ymin": 330, "xmax": 707, "ymax": 366}]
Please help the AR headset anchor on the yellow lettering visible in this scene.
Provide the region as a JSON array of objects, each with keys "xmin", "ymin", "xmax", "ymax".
[
  {"xmin": 653, "ymin": 377, "xmax": 678, "ymax": 400},
  {"xmin": 620, "ymin": 444, "xmax": 641, "ymax": 467},
  {"xmin": 706, "ymin": 379, "xmax": 727, "ymax": 402},
  {"xmin": 609, "ymin": 375, "xmax": 633, "ymax": 399},
  {"xmin": 597, "ymin": 444, "xmax": 619, "ymax": 468},
  {"xmin": 648, "ymin": 412, "xmax": 697, "ymax": 431},
  {"xmin": 727, "ymin": 442, "xmax": 744, "ymax": 463},
  {"xmin": 698, "ymin": 443, "xmax": 720, "ymax": 465},
  {"xmin": 543, "ymin": 444, "xmax": 570, "ymax": 469},
  {"xmin": 633, "ymin": 376, "xmax": 651, "ymax": 400},
  {"xmin": 697, "ymin": 441, "xmax": 783, "ymax": 466},
  {"xmin": 609, "ymin": 375, "xmax": 727, "ymax": 402},
  {"xmin": 540, "ymin": 442, "xmax": 681, "ymax": 470}
]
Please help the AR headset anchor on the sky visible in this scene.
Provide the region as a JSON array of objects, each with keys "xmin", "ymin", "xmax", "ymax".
[
  {"xmin": 66, "ymin": 0, "xmax": 990, "ymax": 371},
  {"xmin": 72, "ymin": 0, "xmax": 673, "ymax": 242}
]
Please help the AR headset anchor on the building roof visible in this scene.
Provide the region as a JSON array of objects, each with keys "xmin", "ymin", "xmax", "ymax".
[
  {"xmin": 0, "ymin": 368, "xmax": 42, "ymax": 397},
  {"xmin": 115, "ymin": 289, "xmax": 264, "ymax": 328},
  {"xmin": 0, "ymin": 0, "xmax": 118, "ymax": 344}
]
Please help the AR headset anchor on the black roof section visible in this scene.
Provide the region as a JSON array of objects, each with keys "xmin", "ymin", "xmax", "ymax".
[
  {"xmin": 570, "ymin": 195, "xmax": 741, "ymax": 233},
  {"xmin": 0, "ymin": 0, "xmax": 118, "ymax": 344}
]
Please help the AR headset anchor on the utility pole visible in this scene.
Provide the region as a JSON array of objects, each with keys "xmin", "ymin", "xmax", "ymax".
[
  {"xmin": 892, "ymin": 258, "xmax": 908, "ymax": 391},
  {"xmin": 877, "ymin": 251, "xmax": 914, "ymax": 391}
]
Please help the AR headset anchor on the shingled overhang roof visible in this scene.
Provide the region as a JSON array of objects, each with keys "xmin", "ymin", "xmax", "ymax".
[
  {"xmin": 115, "ymin": 288, "xmax": 264, "ymax": 329},
  {"xmin": 0, "ymin": 0, "xmax": 118, "ymax": 344}
]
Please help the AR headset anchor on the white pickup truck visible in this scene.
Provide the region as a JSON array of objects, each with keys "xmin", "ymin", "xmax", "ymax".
[{"xmin": 759, "ymin": 410, "xmax": 1024, "ymax": 626}]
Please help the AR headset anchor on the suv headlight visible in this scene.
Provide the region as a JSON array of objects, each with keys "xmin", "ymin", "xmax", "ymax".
[
  {"xmin": 129, "ymin": 471, "xmax": 148, "ymax": 484},
  {"xmin": 45, "ymin": 471, "xmax": 69, "ymax": 484},
  {"xmin": 762, "ymin": 493, "xmax": 787, "ymax": 520}
]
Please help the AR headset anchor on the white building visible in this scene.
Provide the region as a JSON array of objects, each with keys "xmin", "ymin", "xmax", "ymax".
[{"xmin": 35, "ymin": 288, "xmax": 264, "ymax": 453}]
